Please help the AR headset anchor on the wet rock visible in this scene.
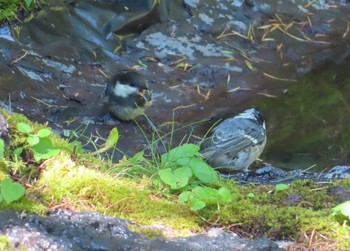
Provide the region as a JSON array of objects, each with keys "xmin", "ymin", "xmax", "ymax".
[
  {"xmin": 0, "ymin": 210, "xmax": 287, "ymax": 251},
  {"xmin": 324, "ymin": 166, "xmax": 350, "ymax": 180},
  {"xmin": 0, "ymin": 113, "xmax": 10, "ymax": 142},
  {"xmin": 328, "ymin": 186, "xmax": 350, "ymax": 204},
  {"xmin": 223, "ymin": 164, "xmax": 350, "ymax": 184}
]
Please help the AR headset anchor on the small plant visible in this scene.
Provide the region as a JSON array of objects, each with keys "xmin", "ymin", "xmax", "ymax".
[
  {"xmin": 23, "ymin": 0, "xmax": 34, "ymax": 9},
  {"xmin": 332, "ymin": 201, "xmax": 350, "ymax": 225},
  {"xmin": 15, "ymin": 122, "xmax": 61, "ymax": 162},
  {"xmin": 0, "ymin": 178, "xmax": 25, "ymax": 204},
  {"xmin": 159, "ymin": 143, "xmax": 232, "ymax": 210},
  {"xmin": 275, "ymin": 183, "xmax": 290, "ymax": 192}
]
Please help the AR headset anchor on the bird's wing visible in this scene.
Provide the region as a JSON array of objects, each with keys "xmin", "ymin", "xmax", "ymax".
[{"xmin": 202, "ymin": 118, "xmax": 264, "ymax": 159}]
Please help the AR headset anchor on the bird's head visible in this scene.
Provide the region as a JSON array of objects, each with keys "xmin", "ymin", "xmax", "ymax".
[{"xmin": 109, "ymin": 71, "xmax": 152, "ymax": 107}]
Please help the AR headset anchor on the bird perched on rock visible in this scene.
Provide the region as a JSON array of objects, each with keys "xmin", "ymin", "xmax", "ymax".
[
  {"xmin": 201, "ymin": 108, "xmax": 266, "ymax": 173},
  {"xmin": 102, "ymin": 71, "xmax": 152, "ymax": 121}
]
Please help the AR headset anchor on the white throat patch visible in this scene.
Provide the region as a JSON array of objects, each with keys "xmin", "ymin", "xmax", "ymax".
[{"xmin": 113, "ymin": 81, "xmax": 138, "ymax": 98}]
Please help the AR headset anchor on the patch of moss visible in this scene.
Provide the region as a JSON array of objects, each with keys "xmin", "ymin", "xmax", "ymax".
[
  {"xmin": 197, "ymin": 179, "xmax": 350, "ymax": 250},
  {"xmin": 342, "ymin": 177, "xmax": 350, "ymax": 189},
  {"xmin": 0, "ymin": 196, "xmax": 47, "ymax": 215},
  {"xmin": 37, "ymin": 153, "xmax": 199, "ymax": 236},
  {"xmin": 1, "ymin": 110, "xmax": 350, "ymax": 249},
  {"xmin": 128, "ymin": 224, "xmax": 164, "ymax": 239}
]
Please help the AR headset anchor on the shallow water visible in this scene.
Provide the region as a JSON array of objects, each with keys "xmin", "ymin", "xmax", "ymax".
[{"xmin": 258, "ymin": 56, "xmax": 350, "ymax": 171}]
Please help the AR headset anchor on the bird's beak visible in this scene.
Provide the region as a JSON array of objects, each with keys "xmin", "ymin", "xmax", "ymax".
[{"xmin": 138, "ymin": 88, "xmax": 152, "ymax": 102}]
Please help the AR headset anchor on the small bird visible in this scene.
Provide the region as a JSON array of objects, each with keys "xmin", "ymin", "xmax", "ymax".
[
  {"xmin": 103, "ymin": 71, "xmax": 152, "ymax": 121},
  {"xmin": 201, "ymin": 108, "xmax": 266, "ymax": 173}
]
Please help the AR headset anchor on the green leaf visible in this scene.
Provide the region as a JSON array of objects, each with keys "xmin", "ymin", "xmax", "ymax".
[
  {"xmin": 37, "ymin": 128, "xmax": 51, "ymax": 138},
  {"xmin": 159, "ymin": 167, "xmax": 192, "ymax": 189},
  {"xmin": 275, "ymin": 184, "xmax": 289, "ymax": 191},
  {"xmin": 32, "ymin": 138, "xmax": 60, "ymax": 160},
  {"xmin": 106, "ymin": 127, "xmax": 119, "ymax": 146},
  {"xmin": 178, "ymin": 191, "xmax": 191, "ymax": 203},
  {"xmin": 17, "ymin": 122, "xmax": 31, "ymax": 134},
  {"xmin": 192, "ymin": 186, "xmax": 218, "ymax": 202},
  {"xmin": 68, "ymin": 141, "xmax": 83, "ymax": 154},
  {"xmin": 0, "ymin": 178, "xmax": 25, "ymax": 204},
  {"xmin": 0, "ymin": 139, "xmax": 4, "ymax": 160},
  {"xmin": 332, "ymin": 201, "xmax": 350, "ymax": 217},
  {"xmin": 218, "ymin": 187, "xmax": 233, "ymax": 203},
  {"xmin": 247, "ymin": 192, "xmax": 255, "ymax": 198},
  {"xmin": 190, "ymin": 197, "xmax": 206, "ymax": 211},
  {"xmin": 130, "ymin": 151, "xmax": 145, "ymax": 162},
  {"xmin": 189, "ymin": 158, "xmax": 219, "ymax": 184},
  {"xmin": 161, "ymin": 144, "xmax": 200, "ymax": 165},
  {"xmin": 24, "ymin": 0, "xmax": 33, "ymax": 8},
  {"xmin": 27, "ymin": 135, "xmax": 40, "ymax": 146},
  {"xmin": 13, "ymin": 147, "xmax": 23, "ymax": 158}
]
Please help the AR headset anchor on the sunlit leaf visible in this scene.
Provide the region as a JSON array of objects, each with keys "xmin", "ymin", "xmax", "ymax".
[
  {"xmin": 106, "ymin": 127, "xmax": 119, "ymax": 146},
  {"xmin": 161, "ymin": 144, "xmax": 200, "ymax": 164},
  {"xmin": 27, "ymin": 135, "xmax": 39, "ymax": 146},
  {"xmin": 218, "ymin": 187, "xmax": 233, "ymax": 203},
  {"xmin": 275, "ymin": 184, "xmax": 289, "ymax": 191},
  {"xmin": 37, "ymin": 128, "xmax": 51, "ymax": 138},
  {"xmin": 17, "ymin": 122, "xmax": 31, "ymax": 133},
  {"xmin": 0, "ymin": 178, "xmax": 25, "ymax": 204},
  {"xmin": 190, "ymin": 197, "xmax": 206, "ymax": 211},
  {"xmin": 178, "ymin": 191, "xmax": 191, "ymax": 203},
  {"xmin": 159, "ymin": 167, "xmax": 192, "ymax": 189},
  {"xmin": 189, "ymin": 158, "xmax": 219, "ymax": 184}
]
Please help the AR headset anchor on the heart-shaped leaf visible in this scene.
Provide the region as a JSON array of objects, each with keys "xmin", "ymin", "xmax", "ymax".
[
  {"xmin": 0, "ymin": 178, "xmax": 25, "ymax": 204},
  {"xmin": 37, "ymin": 128, "xmax": 51, "ymax": 138},
  {"xmin": 27, "ymin": 135, "xmax": 40, "ymax": 146},
  {"xmin": 17, "ymin": 122, "xmax": 31, "ymax": 134},
  {"xmin": 159, "ymin": 167, "xmax": 192, "ymax": 189}
]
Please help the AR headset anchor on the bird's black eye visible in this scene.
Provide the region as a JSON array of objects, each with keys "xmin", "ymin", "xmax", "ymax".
[{"xmin": 129, "ymin": 82, "xmax": 136, "ymax": 87}]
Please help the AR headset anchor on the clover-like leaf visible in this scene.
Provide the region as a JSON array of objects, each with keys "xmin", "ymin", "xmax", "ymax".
[
  {"xmin": 189, "ymin": 158, "xmax": 219, "ymax": 184},
  {"xmin": 0, "ymin": 178, "xmax": 25, "ymax": 204},
  {"xmin": 161, "ymin": 144, "xmax": 200, "ymax": 165},
  {"xmin": 27, "ymin": 135, "xmax": 40, "ymax": 146},
  {"xmin": 37, "ymin": 128, "xmax": 51, "ymax": 138},
  {"xmin": 191, "ymin": 186, "xmax": 218, "ymax": 202},
  {"xmin": 17, "ymin": 122, "xmax": 31, "ymax": 134},
  {"xmin": 275, "ymin": 184, "xmax": 289, "ymax": 191},
  {"xmin": 159, "ymin": 167, "xmax": 192, "ymax": 189},
  {"xmin": 178, "ymin": 191, "xmax": 191, "ymax": 203},
  {"xmin": 32, "ymin": 138, "xmax": 60, "ymax": 161},
  {"xmin": 218, "ymin": 187, "xmax": 233, "ymax": 203},
  {"xmin": 189, "ymin": 197, "xmax": 206, "ymax": 211}
]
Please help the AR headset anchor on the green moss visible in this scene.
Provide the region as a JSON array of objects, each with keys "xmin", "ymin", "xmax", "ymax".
[
  {"xmin": 1, "ymin": 110, "xmax": 350, "ymax": 249},
  {"xmin": 128, "ymin": 224, "xmax": 164, "ymax": 239},
  {"xmin": 0, "ymin": 196, "xmax": 47, "ymax": 215},
  {"xmin": 197, "ymin": 179, "xmax": 350, "ymax": 250},
  {"xmin": 37, "ymin": 153, "xmax": 199, "ymax": 236}
]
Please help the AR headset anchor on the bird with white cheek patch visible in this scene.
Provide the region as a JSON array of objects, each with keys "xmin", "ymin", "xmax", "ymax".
[{"xmin": 103, "ymin": 71, "xmax": 152, "ymax": 121}]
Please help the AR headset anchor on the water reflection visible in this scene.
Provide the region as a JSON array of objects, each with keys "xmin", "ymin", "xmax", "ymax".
[{"xmin": 258, "ymin": 56, "xmax": 350, "ymax": 171}]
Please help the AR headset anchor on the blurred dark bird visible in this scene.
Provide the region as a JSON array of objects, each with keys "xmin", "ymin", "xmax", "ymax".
[
  {"xmin": 201, "ymin": 108, "xmax": 266, "ymax": 172},
  {"xmin": 103, "ymin": 71, "xmax": 152, "ymax": 121}
]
